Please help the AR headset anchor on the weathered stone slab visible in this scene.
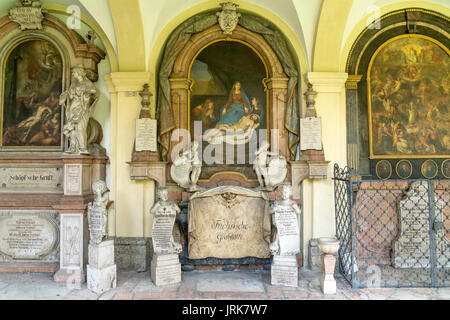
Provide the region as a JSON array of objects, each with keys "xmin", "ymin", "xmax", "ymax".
[
  {"xmin": 274, "ymin": 205, "xmax": 300, "ymax": 255},
  {"xmin": 88, "ymin": 240, "xmax": 114, "ymax": 269},
  {"xmin": 151, "ymin": 254, "xmax": 181, "ymax": 286},
  {"xmin": 271, "ymin": 255, "xmax": 298, "ymax": 287},
  {"xmin": 392, "ymin": 181, "xmax": 449, "ymax": 268},
  {"xmin": 87, "ymin": 264, "xmax": 117, "ymax": 294},
  {"xmin": 188, "ymin": 186, "xmax": 271, "ymax": 259},
  {"xmin": 0, "ymin": 166, "xmax": 63, "ymax": 193},
  {"xmin": 0, "ymin": 211, "xmax": 59, "ymax": 262}
]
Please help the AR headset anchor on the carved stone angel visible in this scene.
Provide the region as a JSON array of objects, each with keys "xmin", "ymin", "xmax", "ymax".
[
  {"xmin": 60, "ymin": 66, "xmax": 99, "ymax": 154},
  {"xmin": 253, "ymin": 141, "xmax": 287, "ymax": 190}
]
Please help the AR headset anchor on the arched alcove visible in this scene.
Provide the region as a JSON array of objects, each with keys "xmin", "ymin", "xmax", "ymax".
[
  {"xmin": 157, "ymin": 14, "xmax": 301, "ymax": 186},
  {"xmin": 345, "ymin": 8, "xmax": 449, "ymax": 179}
]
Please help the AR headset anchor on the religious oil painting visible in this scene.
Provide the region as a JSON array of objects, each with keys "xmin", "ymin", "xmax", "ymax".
[
  {"xmin": 189, "ymin": 40, "xmax": 267, "ymax": 149},
  {"xmin": 368, "ymin": 35, "xmax": 450, "ymax": 159},
  {"xmin": 1, "ymin": 39, "xmax": 63, "ymax": 148}
]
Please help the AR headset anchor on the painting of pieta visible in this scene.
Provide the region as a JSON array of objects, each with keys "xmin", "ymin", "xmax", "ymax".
[
  {"xmin": 368, "ymin": 35, "xmax": 449, "ymax": 158},
  {"xmin": 1, "ymin": 39, "xmax": 63, "ymax": 149},
  {"xmin": 189, "ymin": 40, "xmax": 267, "ymax": 148}
]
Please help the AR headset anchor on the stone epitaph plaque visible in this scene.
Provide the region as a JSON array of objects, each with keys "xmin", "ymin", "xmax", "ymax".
[
  {"xmin": 188, "ymin": 186, "xmax": 271, "ymax": 259},
  {"xmin": 0, "ymin": 166, "xmax": 63, "ymax": 193},
  {"xmin": 65, "ymin": 164, "xmax": 81, "ymax": 195},
  {"xmin": 152, "ymin": 213, "xmax": 177, "ymax": 254},
  {"xmin": 135, "ymin": 118, "xmax": 157, "ymax": 152},
  {"xmin": 271, "ymin": 255, "xmax": 298, "ymax": 287},
  {"xmin": 392, "ymin": 181, "xmax": 449, "ymax": 268},
  {"xmin": 0, "ymin": 211, "xmax": 59, "ymax": 261},
  {"xmin": 300, "ymin": 117, "xmax": 322, "ymax": 150},
  {"xmin": 274, "ymin": 205, "xmax": 300, "ymax": 255}
]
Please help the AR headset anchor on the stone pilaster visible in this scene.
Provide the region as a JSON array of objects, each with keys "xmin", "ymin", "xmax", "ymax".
[{"xmin": 345, "ymin": 75, "xmax": 362, "ymax": 172}]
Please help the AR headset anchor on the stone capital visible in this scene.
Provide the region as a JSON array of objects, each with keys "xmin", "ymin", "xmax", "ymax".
[
  {"xmin": 104, "ymin": 72, "xmax": 150, "ymax": 93},
  {"xmin": 265, "ymin": 77, "xmax": 289, "ymax": 90},
  {"xmin": 169, "ymin": 78, "xmax": 192, "ymax": 90},
  {"xmin": 307, "ymin": 72, "xmax": 348, "ymax": 93},
  {"xmin": 345, "ymin": 75, "xmax": 363, "ymax": 90}
]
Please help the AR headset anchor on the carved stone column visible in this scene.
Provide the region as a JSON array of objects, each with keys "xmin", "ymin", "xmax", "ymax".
[
  {"xmin": 266, "ymin": 78, "xmax": 289, "ymax": 159},
  {"xmin": 345, "ymin": 75, "xmax": 362, "ymax": 172}
]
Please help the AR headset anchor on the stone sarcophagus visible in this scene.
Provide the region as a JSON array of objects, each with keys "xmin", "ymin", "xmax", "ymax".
[{"xmin": 187, "ymin": 186, "xmax": 271, "ymax": 260}]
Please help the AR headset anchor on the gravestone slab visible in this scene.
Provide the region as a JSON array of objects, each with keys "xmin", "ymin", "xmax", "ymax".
[
  {"xmin": 188, "ymin": 186, "xmax": 271, "ymax": 259},
  {"xmin": 392, "ymin": 181, "xmax": 449, "ymax": 268},
  {"xmin": 0, "ymin": 211, "xmax": 59, "ymax": 262},
  {"xmin": 273, "ymin": 205, "xmax": 300, "ymax": 255}
]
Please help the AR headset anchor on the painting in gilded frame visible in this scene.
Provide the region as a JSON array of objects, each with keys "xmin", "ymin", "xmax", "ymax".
[
  {"xmin": 368, "ymin": 35, "xmax": 450, "ymax": 159},
  {"xmin": 1, "ymin": 39, "xmax": 63, "ymax": 149},
  {"xmin": 189, "ymin": 40, "xmax": 268, "ymax": 154}
]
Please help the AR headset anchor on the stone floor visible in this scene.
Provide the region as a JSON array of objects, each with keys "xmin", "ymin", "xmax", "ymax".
[{"xmin": 0, "ymin": 268, "xmax": 448, "ymax": 300}]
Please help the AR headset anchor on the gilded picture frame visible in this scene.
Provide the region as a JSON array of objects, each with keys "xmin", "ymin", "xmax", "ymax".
[{"xmin": 367, "ymin": 34, "xmax": 450, "ymax": 159}]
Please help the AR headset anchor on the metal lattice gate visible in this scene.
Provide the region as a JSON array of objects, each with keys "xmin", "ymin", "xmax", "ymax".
[{"xmin": 333, "ymin": 164, "xmax": 449, "ymax": 288}]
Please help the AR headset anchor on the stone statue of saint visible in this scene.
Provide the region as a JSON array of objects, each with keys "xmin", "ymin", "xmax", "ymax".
[
  {"xmin": 150, "ymin": 187, "xmax": 182, "ymax": 255},
  {"xmin": 88, "ymin": 180, "xmax": 109, "ymax": 245},
  {"xmin": 269, "ymin": 184, "xmax": 301, "ymax": 255},
  {"xmin": 60, "ymin": 66, "xmax": 99, "ymax": 154},
  {"xmin": 253, "ymin": 141, "xmax": 287, "ymax": 190},
  {"xmin": 170, "ymin": 141, "xmax": 202, "ymax": 191}
]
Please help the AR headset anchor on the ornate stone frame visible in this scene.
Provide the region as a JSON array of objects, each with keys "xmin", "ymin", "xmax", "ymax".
[
  {"xmin": 168, "ymin": 24, "xmax": 289, "ymax": 185},
  {"xmin": 0, "ymin": 13, "xmax": 105, "ymax": 152}
]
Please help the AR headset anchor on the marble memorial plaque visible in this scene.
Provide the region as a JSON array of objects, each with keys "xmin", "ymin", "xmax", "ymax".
[
  {"xmin": 392, "ymin": 181, "xmax": 449, "ymax": 268},
  {"xmin": 65, "ymin": 164, "xmax": 81, "ymax": 195},
  {"xmin": 0, "ymin": 211, "xmax": 59, "ymax": 261},
  {"xmin": 300, "ymin": 117, "xmax": 322, "ymax": 150},
  {"xmin": 136, "ymin": 118, "xmax": 157, "ymax": 152},
  {"xmin": 274, "ymin": 205, "xmax": 300, "ymax": 255},
  {"xmin": 188, "ymin": 186, "xmax": 271, "ymax": 259},
  {"xmin": 152, "ymin": 212, "xmax": 177, "ymax": 255},
  {"xmin": 0, "ymin": 166, "xmax": 63, "ymax": 193}
]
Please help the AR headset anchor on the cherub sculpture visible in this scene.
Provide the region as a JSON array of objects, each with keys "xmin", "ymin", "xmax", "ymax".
[{"xmin": 253, "ymin": 141, "xmax": 287, "ymax": 190}]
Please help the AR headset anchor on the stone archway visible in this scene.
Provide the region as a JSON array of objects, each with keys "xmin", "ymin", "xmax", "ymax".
[{"xmin": 167, "ymin": 24, "xmax": 289, "ymax": 182}]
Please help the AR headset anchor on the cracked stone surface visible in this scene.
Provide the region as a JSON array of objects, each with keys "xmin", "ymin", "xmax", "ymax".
[{"xmin": 0, "ymin": 268, "xmax": 447, "ymax": 300}]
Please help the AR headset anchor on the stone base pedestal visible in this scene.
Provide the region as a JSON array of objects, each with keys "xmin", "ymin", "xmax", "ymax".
[
  {"xmin": 321, "ymin": 254, "xmax": 337, "ymax": 294},
  {"xmin": 53, "ymin": 268, "xmax": 86, "ymax": 283},
  {"xmin": 271, "ymin": 255, "xmax": 298, "ymax": 287},
  {"xmin": 87, "ymin": 240, "xmax": 117, "ymax": 294},
  {"xmin": 87, "ymin": 264, "xmax": 117, "ymax": 294},
  {"xmin": 321, "ymin": 274, "xmax": 336, "ymax": 294},
  {"xmin": 151, "ymin": 254, "xmax": 181, "ymax": 286}
]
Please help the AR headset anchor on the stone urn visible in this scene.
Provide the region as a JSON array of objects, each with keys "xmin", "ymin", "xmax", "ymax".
[
  {"xmin": 318, "ymin": 237, "xmax": 340, "ymax": 255},
  {"xmin": 318, "ymin": 237, "xmax": 340, "ymax": 294}
]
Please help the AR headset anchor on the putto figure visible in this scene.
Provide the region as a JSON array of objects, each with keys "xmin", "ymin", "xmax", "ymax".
[
  {"xmin": 253, "ymin": 141, "xmax": 287, "ymax": 190},
  {"xmin": 88, "ymin": 180, "xmax": 109, "ymax": 245},
  {"xmin": 60, "ymin": 66, "xmax": 99, "ymax": 154},
  {"xmin": 170, "ymin": 141, "xmax": 202, "ymax": 191}
]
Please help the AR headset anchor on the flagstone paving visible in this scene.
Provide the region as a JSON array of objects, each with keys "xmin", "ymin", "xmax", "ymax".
[{"xmin": 0, "ymin": 268, "xmax": 448, "ymax": 300}]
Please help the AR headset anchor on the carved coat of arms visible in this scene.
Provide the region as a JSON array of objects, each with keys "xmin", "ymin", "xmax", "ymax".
[{"xmin": 216, "ymin": 2, "xmax": 241, "ymax": 35}]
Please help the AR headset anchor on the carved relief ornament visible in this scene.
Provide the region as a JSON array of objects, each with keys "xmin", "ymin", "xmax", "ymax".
[
  {"xmin": 9, "ymin": 0, "xmax": 44, "ymax": 31},
  {"xmin": 216, "ymin": 2, "xmax": 241, "ymax": 35}
]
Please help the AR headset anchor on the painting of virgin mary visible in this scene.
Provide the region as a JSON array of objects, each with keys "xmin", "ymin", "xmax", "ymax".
[{"xmin": 217, "ymin": 81, "xmax": 250, "ymax": 125}]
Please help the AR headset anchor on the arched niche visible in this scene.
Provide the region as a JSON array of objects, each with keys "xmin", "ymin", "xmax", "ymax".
[
  {"xmin": 0, "ymin": 13, "xmax": 105, "ymax": 152},
  {"xmin": 345, "ymin": 8, "xmax": 449, "ymax": 179},
  {"xmin": 167, "ymin": 24, "xmax": 289, "ymax": 185}
]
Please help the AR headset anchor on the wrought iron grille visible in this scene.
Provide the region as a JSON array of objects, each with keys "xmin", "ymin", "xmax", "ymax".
[{"xmin": 333, "ymin": 164, "xmax": 450, "ymax": 288}]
